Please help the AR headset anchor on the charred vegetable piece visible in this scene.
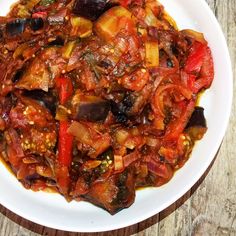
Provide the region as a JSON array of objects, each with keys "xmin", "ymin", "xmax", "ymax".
[
  {"xmin": 185, "ymin": 106, "xmax": 207, "ymax": 129},
  {"xmin": 82, "ymin": 169, "xmax": 135, "ymax": 214},
  {"xmin": 110, "ymin": 100, "xmax": 128, "ymax": 123},
  {"xmin": 6, "ymin": 19, "xmax": 26, "ymax": 36},
  {"xmin": 72, "ymin": 0, "xmax": 113, "ymax": 21},
  {"xmin": 29, "ymin": 18, "xmax": 44, "ymax": 31},
  {"xmin": 110, "ymin": 93, "xmax": 135, "ymax": 122},
  {"xmin": 71, "ymin": 95, "xmax": 110, "ymax": 122}
]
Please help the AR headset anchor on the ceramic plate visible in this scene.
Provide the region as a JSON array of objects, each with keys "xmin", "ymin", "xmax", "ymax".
[{"xmin": 0, "ymin": 0, "xmax": 232, "ymax": 232}]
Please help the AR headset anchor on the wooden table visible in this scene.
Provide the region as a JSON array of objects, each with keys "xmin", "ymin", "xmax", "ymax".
[{"xmin": 0, "ymin": 0, "xmax": 235, "ymax": 235}]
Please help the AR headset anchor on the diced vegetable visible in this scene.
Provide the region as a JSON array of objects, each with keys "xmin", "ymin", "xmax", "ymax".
[
  {"xmin": 29, "ymin": 18, "xmax": 44, "ymax": 31},
  {"xmin": 115, "ymin": 129, "xmax": 130, "ymax": 145},
  {"xmin": 71, "ymin": 95, "xmax": 110, "ymax": 122},
  {"xmin": 185, "ymin": 106, "xmax": 207, "ymax": 129},
  {"xmin": 68, "ymin": 122, "xmax": 92, "ymax": 146},
  {"xmin": 145, "ymin": 40, "xmax": 159, "ymax": 67},
  {"xmin": 70, "ymin": 17, "xmax": 93, "ymax": 38},
  {"xmin": 94, "ymin": 6, "xmax": 134, "ymax": 42},
  {"xmin": 16, "ymin": 58, "xmax": 51, "ymax": 92},
  {"xmin": 62, "ymin": 41, "xmax": 76, "ymax": 59},
  {"xmin": 68, "ymin": 121, "xmax": 111, "ymax": 158},
  {"xmin": 73, "ymin": 0, "xmax": 109, "ymax": 21},
  {"xmin": 114, "ymin": 155, "xmax": 124, "ymax": 171},
  {"xmin": 6, "ymin": 19, "xmax": 26, "ymax": 36}
]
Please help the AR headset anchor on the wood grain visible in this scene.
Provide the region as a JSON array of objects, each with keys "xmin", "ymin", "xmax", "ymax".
[{"xmin": 0, "ymin": 0, "xmax": 235, "ymax": 235}]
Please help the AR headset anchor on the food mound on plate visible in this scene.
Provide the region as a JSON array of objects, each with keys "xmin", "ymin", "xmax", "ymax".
[{"xmin": 0, "ymin": 0, "xmax": 214, "ymax": 214}]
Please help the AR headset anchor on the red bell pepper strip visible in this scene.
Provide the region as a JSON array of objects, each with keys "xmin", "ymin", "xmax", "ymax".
[
  {"xmin": 184, "ymin": 41, "xmax": 214, "ymax": 93},
  {"xmin": 58, "ymin": 121, "xmax": 73, "ymax": 166},
  {"xmin": 192, "ymin": 46, "xmax": 214, "ymax": 93},
  {"xmin": 184, "ymin": 41, "xmax": 207, "ymax": 74},
  {"xmin": 55, "ymin": 77, "xmax": 73, "ymax": 194},
  {"xmin": 55, "ymin": 77, "xmax": 73, "ymax": 105}
]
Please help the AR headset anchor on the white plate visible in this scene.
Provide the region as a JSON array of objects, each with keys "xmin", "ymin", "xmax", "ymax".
[{"xmin": 0, "ymin": 0, "xmax": 232, "ymax": 232}]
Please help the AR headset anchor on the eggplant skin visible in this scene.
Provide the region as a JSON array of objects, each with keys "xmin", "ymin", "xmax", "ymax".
[
  {"xmin": 72, "ymin": 100, "xmax": 110, "ymax": 122},
  {"xmin": 6, "ymin": 19, "xmax": 26, "ymax": 36},
  {"xmin": 82, "ymin": 169, "xmax": 135, "ymax": 214},
  {"xmin": 29, "ymin": 18, "xmax": 44, "ymax": 31},
  {"xmin": 5, "ymin": 18, "xmax": 44, "ymax": 36},
  {"xmin": 185, "ymin": 106, "xmax": 207, "ymax": 128},
  {"xmin": 72, "ymin": 0, "xmax": 117, "ymax": 21}
]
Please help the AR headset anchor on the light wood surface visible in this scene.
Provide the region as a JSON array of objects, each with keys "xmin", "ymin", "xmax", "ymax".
[{"xmin": 0, "ymin": 0, "xmax": 235, "ymax": 235}]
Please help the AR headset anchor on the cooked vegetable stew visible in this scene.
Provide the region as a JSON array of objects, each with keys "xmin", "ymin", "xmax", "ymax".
[{"xmin": 0, "ymin": 0, "xmax": 214, "ymax": 214}]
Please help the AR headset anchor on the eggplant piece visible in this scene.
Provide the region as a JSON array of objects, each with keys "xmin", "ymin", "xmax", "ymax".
[
  {"xmin": 23, "ymin": 90, "xmax": 57, "ymax": 116},
  {"xmin": 6, "ymin": 19, "xmax": 26, "ymax": 36},
  {"xmin": 5, "ymin": 17, "xmax": 44, "ymax": 36},
  {"xmin": 29, "ymin": 18, "xmax": 44, "ymax": 31},
  {"xmin": 82, "ymin": 168, "xmax": 135, "ymax": 214},
  {"xmin": 185, "ymin": 106, "xmax": 207, "ymax": 141},
  {"xmin": 71, "ymin": 96, "xmax": 110, "ymax": 122},
  {"xmin": 110, "ymin": 93, "xmax": 135, "ymax": 123},
  {"xmin": 110, "ymin": 100, "xmax": 128, "ymax": 123},
  {"xmin": 185, "ymin": 106, "xmax": 207, "ymax": 129},
  {"xmin": 72, "ymin": 0, "xmax": 117, "ymax": 21}
]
